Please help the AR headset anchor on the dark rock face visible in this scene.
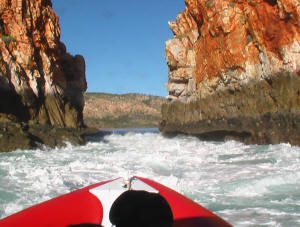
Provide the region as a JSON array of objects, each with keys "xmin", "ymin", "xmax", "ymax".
[
  {"xmin": 0, "ymin": 122, "xmax": 86, "ymax": 152},
  {"xmin": 161, "ymin": 0, "xmax": 300, "ymax": 145},
  {"xmin": 0, "ymin": 0, "xmax": 86, "ymax": 128},
  {"xmin": 161, "ymin": 72, "xmax": 300, "ymax": 144}
]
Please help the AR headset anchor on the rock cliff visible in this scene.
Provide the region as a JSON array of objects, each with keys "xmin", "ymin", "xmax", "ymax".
[
  {"xmin": 0, "ymin": 0, "xmax": 86, "ymax": 128},
  {"xmin": 161, "ymin": 0, "xmax": 300, "ymax": 144}
]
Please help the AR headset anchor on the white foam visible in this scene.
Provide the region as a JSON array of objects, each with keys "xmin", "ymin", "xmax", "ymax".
[{"xmin": 0, "ymin": 131, "xmax": 299, "ymax": 226}]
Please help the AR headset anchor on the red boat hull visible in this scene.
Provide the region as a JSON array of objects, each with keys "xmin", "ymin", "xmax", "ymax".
[
  {"xmin": 0, "ymin": 177, "xmax": 231, "ymax": 227},
  {"xmin": 138, "ymin": 177, "xmax": 231, "ymax": 227}
]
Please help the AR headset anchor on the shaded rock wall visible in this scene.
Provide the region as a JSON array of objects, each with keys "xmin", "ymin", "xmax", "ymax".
[
  {"xmin": 162, "ymin": 0, "xmax": 300, "ymax": 144},
  {"xmin": 0, "ymin": 0, "xmax": 86, "ymax": 128}
]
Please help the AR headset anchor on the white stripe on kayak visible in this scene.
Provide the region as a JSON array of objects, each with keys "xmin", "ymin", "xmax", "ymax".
[{"xmin": 89, "ymin": 177, "xmax": 158, "ymax": 227}]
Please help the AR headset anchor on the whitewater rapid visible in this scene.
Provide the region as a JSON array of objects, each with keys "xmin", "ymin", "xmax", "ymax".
[{"xmin": 0, "ymin": 129, "xmax": 300, "ymax": 226}]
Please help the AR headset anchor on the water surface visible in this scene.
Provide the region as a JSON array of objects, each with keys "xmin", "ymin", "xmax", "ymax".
[{"xmin": 0, "ymin": 129, "xmax": 300, "ymax": 226}]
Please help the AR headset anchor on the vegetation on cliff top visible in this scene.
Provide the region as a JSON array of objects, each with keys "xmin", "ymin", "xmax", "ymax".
[{"xmin": 84, "ymin": 93, "xmax": 165, "ymax": 129}]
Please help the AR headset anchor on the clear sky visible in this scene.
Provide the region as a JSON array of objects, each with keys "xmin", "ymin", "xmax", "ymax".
[{"xmin": 52, "ymin": 0, "xmax": 185, "ymax": 96}]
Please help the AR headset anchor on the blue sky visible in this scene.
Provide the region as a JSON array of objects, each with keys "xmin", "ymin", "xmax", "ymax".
[{"xmin": 52, "ymin": 0, "xmax": 185, "ymax": 96}]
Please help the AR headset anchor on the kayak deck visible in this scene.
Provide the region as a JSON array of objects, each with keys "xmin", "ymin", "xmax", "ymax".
[{"xmin": 0, "ymin": 176, "xmax": 231, "ymax": 227}]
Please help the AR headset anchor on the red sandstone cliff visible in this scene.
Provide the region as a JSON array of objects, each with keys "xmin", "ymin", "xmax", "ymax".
[
  {"xmin": 0, "ymin": 0, "xmax": 86, "ymax": 128},
  {"xmin": 161, "ymin": 0, "xmax": 300, "ymax": 144}
]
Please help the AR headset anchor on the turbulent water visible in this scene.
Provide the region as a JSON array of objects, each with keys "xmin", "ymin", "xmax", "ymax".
[{"xmin": 0, "ymin": 128, "xmax": 300, "ymax": 226}]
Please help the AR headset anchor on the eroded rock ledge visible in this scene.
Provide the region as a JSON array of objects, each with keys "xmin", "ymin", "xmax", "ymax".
[{"xmin": 161, "ymin": 0, "xmax": 300, "ymax": 144}]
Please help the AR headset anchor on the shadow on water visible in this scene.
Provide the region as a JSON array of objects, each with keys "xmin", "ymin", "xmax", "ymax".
[{"xmin": 83, "ymin": 128, "xmax": 159, "ymax": 143}]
